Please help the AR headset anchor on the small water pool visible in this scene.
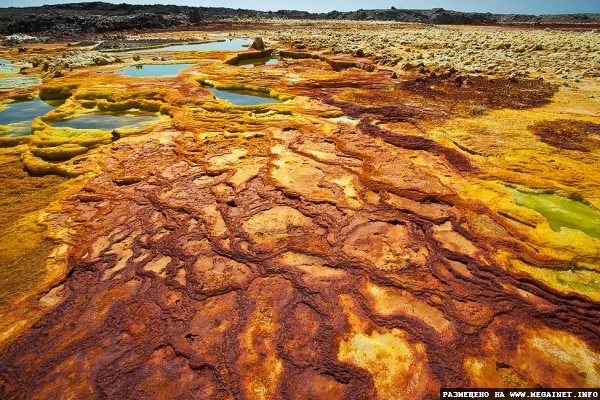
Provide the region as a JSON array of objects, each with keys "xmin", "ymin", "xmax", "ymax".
[
  {"xmin": 0, "ymin": 58, "xmax": 20, "ymax": 75},
  {"xmin": 0, "ymin": 98, "xmax": 59, "ymax": 136},
  {"xmin": 116, "ymin": 63, "xmax": 195, "ymax": 77},
  {"xmin": 509, "ymin": 188, "xmax": 600, "ymax": 239},
  {"xmin": 206, "ymin": 87, "xmax": 280, "ymax": 106},
  {"xmin": 0, "ymin": 77, "xmax": 42, "ymax": 90},
  {"xmin": 139, "ymin": 38, "xmax": 253, "ymax": 52},
  {"xmin": 50, "ymin": 113, "xmax": 158, "ymax": 130},
  {"xmin": 238, "ymin": 57, "xmax": 280, "ymax": 68}
]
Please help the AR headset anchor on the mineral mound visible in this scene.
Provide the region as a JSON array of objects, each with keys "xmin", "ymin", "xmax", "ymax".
[{"xmin": 0, "ymin": 7, "xmax": 599, "ymax": 400}]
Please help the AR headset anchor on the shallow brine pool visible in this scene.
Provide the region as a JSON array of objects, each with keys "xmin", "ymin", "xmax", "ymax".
[
  {"xmin": 50, "ymin": 113, "xmax": 159, "ymax": 130},
  {"xmin": 206, "ymin": 87, "xmax": 280, "ymax": 106},
  {"xmin": 238, "ymin": 57, "xmax": 280, "ymax": 68},
  {"xmin": 116, "ymin": 63, "xmax": 195, "ymax": 77},
  {"xmin": 139, "ymin": 38, "xmax": 253, "ymax": 52},
  {"xmin": 0, "ymin": 99, "xmax": 59, "ymax": 136}
]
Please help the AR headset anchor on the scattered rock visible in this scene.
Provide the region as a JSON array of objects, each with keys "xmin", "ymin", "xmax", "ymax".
[
  {"xmin": 251, "ymin": 37, "xmax": 265, "ymax": 51},
  {"xmin": 93, "ymin": 56, "xmax": 109, "ymax": 66},
  {"xmin": 440, "ymin": 68, "xmax": 457, "ymax": 79},
  {"xmin": 325, "ymin": 57, "xmax": 356, "ymax": 71}
]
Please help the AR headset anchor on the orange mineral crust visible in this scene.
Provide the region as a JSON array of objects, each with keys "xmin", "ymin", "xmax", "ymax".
[{"xmin": 1, "ymin": 22, "xmax": 599, "ymax": 399}]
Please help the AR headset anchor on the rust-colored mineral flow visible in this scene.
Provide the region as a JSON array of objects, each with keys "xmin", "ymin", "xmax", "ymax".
[{"xmin": 1, "ymin": 18, "xmax": 599, "ymax": 400}]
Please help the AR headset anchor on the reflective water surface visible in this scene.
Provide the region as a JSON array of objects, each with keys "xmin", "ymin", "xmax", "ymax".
[
  {"xmin": 0, "ymin": 99, "xmax": 59, "ymax": 136},
  {"xmin": 117, "ymin": 63, "xmax": 195, "ymax": 77},
  {"xmin": 50, "ymin": 113, "xmax": 159, "ymax": 130},
  {"xmin": 238, "ymin": 57, "xmax": 280, "ymax": 68},
  {"xmin": 0, "ymin": 58, "xmax": 18, "ymax": 74},
  {"xmin": 206, "ymin": 87, "xmax": 280, "ymax": 106},
  {"xmin": 139, "ymin": 38, "xmax": 253, "ymax": 52}
]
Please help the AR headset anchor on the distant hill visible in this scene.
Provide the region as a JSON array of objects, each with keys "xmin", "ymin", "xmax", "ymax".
[{"xmin": 0, "ymin": 2, "xmax": 598, "ymax": 36}]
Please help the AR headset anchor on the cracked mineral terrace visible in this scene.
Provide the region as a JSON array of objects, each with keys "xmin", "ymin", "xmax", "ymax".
[{"xmin": 0, "ymin": 5, "xmax": 600, "ymax": 399}]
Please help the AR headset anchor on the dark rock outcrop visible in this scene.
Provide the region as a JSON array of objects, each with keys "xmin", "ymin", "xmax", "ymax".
[
  {"xmin": 0, "ymin": 2, "xmax": 598, "ymax": 36},
  {"xmin": 251, "ymin": 37, "xmax": 265, "ymax": 50}
]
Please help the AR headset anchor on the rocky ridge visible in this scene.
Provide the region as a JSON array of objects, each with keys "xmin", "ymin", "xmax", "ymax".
[{"xmin": 0, "ymin": 2, "xmax": 599, "ymax": 36}]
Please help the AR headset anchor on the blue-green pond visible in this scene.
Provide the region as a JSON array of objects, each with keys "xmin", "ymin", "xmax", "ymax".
[
  {"xmin": 0, "ymin": 99, "xmax": 59, "ymax": 136},
  {"xmin": 50, "ymin": 113, "xmax": 159, "ymax": 130},
  {"xmin": 0, "ymin": 59, "xmax": 18, "ymax": 74},
  {"xmin": 139, "ymin": 38, "xmax": 253, "ymax": 52},
  {"xmin": 206, "ymin": 87, "xmax": 280, "ymax": 106},
  {"xmin": 116, "ymin": 63, "xmax": 195, "ymax": 77},
  {"xmin": 238, "ymin": 57, "xmax": 280, "ymax": 68},
  {"xmin": 0, "ymin": 77, "xmax": 42, "ymax": 90},
  {"xmin": 0, "ymin": 59, "xmax": 41, "ymax": 89}
]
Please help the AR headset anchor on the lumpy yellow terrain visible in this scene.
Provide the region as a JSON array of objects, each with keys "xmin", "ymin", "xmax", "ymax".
[{"xmin": 0, "ymin": 21, "xmax": 599, "ymax": 399}]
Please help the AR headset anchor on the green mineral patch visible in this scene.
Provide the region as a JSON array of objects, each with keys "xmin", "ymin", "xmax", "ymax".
[
  {"xmin": 509, "ymin": 188, "xmax": 600, "ymax": 240},
  {"xmin": 511, "ymin": 259, "xmax": 600, "ymax": 302}
]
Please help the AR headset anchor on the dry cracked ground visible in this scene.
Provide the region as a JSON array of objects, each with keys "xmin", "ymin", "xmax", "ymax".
[{"xmin": 0, "ymin": 21, "xmax": 600, "ymax": 399}]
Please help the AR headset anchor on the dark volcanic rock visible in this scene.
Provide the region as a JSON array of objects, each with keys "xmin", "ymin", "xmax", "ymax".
[
  {"xmin": 189, "ymin": 8, "xmax": 202, "ymax": 24},
  {"xmin": 0, "ymin": 2, "xmax": 235, "ymax": 35},
  {"xmin": 0, "ymin": 8, "xmax": 182, "ymax": 35},
  {"xmin": 251, "ymin": 37, "xmax": 265, "ymax": 50},
  {"xmin": 0, "ymin": 2, "xmax": 598, "ymax": 36}
]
